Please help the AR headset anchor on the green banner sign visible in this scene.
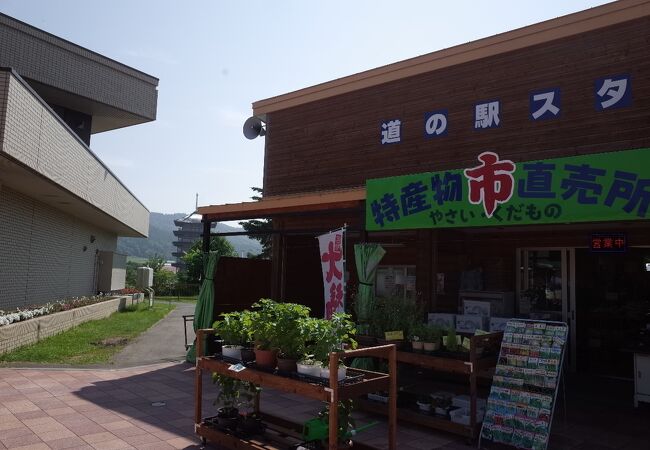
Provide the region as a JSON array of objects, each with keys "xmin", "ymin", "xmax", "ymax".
[{"xmin": 366, "ymin": 147, "xmax": 650, "ymax": 231}]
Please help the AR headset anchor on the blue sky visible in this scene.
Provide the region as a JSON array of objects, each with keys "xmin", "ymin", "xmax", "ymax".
[{"xmin": 1, "ymin": 0, "xmax": 611, "ymax": 214}]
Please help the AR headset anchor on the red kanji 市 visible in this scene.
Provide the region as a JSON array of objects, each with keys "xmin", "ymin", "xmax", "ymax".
[{"xmin": 464, "ymin": 152, "xmax": 517, "ymax": 218}]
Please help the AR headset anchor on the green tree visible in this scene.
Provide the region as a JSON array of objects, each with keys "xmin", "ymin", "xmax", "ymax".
[
  {"xmin": 146, "ymin": 255, "xmax": 165, "ymax": 273},
  {"xmin": 126, "ymin": 261, "xmax": 139, "ymax": 288},
  {"xmin": 181, "ymin": 237, "xmax": 236, "ymax": 284},
  {"xmin": 239, "ymin": 187, "xmax": 272, "ymax": 259},
  {"xmin": 153, "ymin": 269, "xmax": 177, "ymax": 295}
]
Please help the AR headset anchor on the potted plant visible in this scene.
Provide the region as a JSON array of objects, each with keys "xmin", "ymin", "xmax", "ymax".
[
  {"xmin": 313, "ymin": 313, "xmax": 357, "ymax": 381},
  {"xmin": 238, "ymin": 310, "xmax": 256, "ymax": 363},
  {"xmin": 409, "ymin": 323, "xmax": 427, "ymax": 351},
  {"xmin": 274, "ymin": 302, "xmax": 311, "ymax": 373},
  {"xmin": 211, "ymin": 374, "xmax": 257, "ymax": 431},
  {"xmin": 444, "ymin": 327, "xmax": 460, "ymax": 353},
  {"xmin": 297, "ymin": 317, "xmax": 327, "ymax": 377},
  {"xmin": 250, "ymin": 299, "xmax": 281, "ymax": 368},
  {"xmin": 236, "ymin": 382, "xmax": 264, "ymax": 436},
  {"xmin": 213, "ymin": 311, "xmax": 250, "ymax": 361},
  {"xmin": 370, "ymin": 296, "xmax": 420, "ymax": 349},
  {"xmin": 421, "ymin": 324, "xmax": 442, "ymax": 352}
]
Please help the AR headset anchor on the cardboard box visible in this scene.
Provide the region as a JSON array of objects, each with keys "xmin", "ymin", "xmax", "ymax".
[
  {"xmin": 428, "ymin": 313, "xmax": 455, "ymax": 329},
  {"xmin": 463, "ymin": 300, "xmax": 491, "ymax": 317},
  {"xmin": 489, "ymin": 317, "xmax": 512, "ymax": 332},
  {"xmin": 455, "ymin": 314, "xmax": 487, "ymax": 333}
]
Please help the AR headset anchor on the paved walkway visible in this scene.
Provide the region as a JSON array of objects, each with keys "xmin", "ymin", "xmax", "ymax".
[
  {"xmin": 109, "ymin": 303, "xmax": 195, "ymax": 368},
  {"xmin": 2, "ymin": 362, "xmax": 650, "ymax": 450}
]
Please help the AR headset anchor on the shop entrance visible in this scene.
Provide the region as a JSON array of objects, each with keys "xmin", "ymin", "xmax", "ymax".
[
  {"xmin": 574, "ymin": 247, "xmax": 650, "ymax": 379},
  {"xmin": 516, "ymin": 248, "xmax": 577, "ymax": 370}
]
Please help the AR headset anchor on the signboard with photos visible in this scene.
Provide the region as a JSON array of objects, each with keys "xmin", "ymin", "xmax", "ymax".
[{"xmin": 480, "ymin": 320, "xmax": 568, "ymax": 450}]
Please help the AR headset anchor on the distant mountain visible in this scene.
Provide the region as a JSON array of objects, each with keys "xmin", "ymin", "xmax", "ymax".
[{"xmin": 117, "ymin": 212, "xmax": 262, "ymax": 260}]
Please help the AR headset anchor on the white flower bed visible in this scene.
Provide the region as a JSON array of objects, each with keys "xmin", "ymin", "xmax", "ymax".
[
  {"xmin": 0, "ymin": 294, "xmax": 123, "ymax": 327},
  {"xmin": 0, "ymin": 304, "xmax": 54, "ymax": 326}
]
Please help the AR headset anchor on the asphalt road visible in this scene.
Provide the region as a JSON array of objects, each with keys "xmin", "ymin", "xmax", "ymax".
[{"xmin": 109, "ymin": 301, "xmax": 196, "ymax": 368}]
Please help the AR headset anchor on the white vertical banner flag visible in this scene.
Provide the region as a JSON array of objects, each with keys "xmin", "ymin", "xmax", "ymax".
[{"xmin": 317, "ymin": 227, "xmax": 346, "ymax": 319}]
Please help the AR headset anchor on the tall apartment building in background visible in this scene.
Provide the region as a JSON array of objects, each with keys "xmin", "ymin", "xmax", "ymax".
[{"xmin": 0, "ymin": 13, "xmax": 157, "ymax": 309}]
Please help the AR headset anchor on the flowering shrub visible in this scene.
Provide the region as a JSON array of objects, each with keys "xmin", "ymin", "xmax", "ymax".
[
  {"xmin": 117, "ymin": 288, "xmax": 142, "ymax": 295},
  {"xmin": 0, "ymin": 294, "xmax": 115, "ymax": 327}
]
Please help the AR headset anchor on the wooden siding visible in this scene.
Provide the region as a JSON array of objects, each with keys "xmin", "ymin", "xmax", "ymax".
[
  {"xmin": 213, "ymin": 257, "xmax": 271, "ymax": 317},
  {"xmin": 263, "ymin": 17, "xmax": 650, "ymax": 197}
]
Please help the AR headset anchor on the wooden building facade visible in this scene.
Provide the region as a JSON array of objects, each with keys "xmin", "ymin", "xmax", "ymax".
[{"xmin": 199, "ymin": 0, "xmax": 650, "ymax": 377}]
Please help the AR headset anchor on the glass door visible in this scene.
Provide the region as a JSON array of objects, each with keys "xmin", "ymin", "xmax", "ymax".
[{"xmin": 517, "ymin": 248, "xmax": 576, "ymax": 371}]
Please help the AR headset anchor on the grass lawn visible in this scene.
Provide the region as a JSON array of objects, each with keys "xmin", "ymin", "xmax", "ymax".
[
  {"xmin": 157, "ymin": 295, "xmax": 197, "ymax": 303},
  {"xmin": 0, "ymin": 303, "xmax": 175, "ymax": 365}
]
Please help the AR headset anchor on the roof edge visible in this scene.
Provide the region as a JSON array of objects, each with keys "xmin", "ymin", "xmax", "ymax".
[
  {"xmin": 253, "ymin": 0, "xmax": 649, "ymax": 116},
  {"xmin": 0, "ymin": 12, "xmax": 159, "ymax": 86},
  {"xmin": 2, "ymin": 67, "xmax": 150, "ymax": 213},
  {"xmin": 198, "ymin": 186, "xmax": 366, "ymax": 220}
]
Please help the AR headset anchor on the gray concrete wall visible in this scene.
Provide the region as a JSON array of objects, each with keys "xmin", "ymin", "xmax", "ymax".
[
  {"xmin": 0, "ymin": 186, "xmax": 118, "ymax": 310},
  {"xmin": 0, "ymin": 13, "xmax": 157, "ymax": 121},
  {"xmin": 0, "ymin": 71, "xmax": 149, "ymax": 237}
]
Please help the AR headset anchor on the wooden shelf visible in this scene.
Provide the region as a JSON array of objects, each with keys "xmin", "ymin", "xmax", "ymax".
[
  {"xmin": 355, "ymin": 398, "xmax": 473, "ymax": 438},
  {"xmin": 194, "ymin": 329, "xmax": 398, "ymax": 450},
  {"xmin": 368, "ymin": 331, "xmax": 503, "ymax": 440}
]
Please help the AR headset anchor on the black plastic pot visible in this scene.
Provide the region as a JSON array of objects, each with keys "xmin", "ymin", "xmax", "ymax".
[
  {"xmin": 241, "ymin": 347, "xmax": 256, "ymax": 363},
  {"xmin": 216, "ymin": 407, "xmax": 239, "ymax": 431},
  {"xmin": 238, "ymin": 414, "xmax": 265, "ymax": 435}
]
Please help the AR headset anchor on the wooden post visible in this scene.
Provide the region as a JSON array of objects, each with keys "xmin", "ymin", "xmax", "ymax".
[
  {"xmin": 280, "ymin": 232, "xmax": 287, "ymax": 300},
  {"xmin": 328, "ymin": 351, "xmax": 340, "ymax": 450},
  {"xmin": 388, "ymin": 344, "xmax": 397, "ymax": 450},
  {"xmin": 202, "ymin": 220, "xmax": 211, "ymax": 253},
  {"xmin": 431, "ymin": 229, "xmax": 439, "ymax": 311},
  {"xmin": 360, "ymin": 204, "xmax": 368, "ymax": 243},
  {"xmin": 271, "ymin": 220, "xmax": 284, "ymax": 300},
  {"xmin": 469, "ymin": 343, "xmax": 478, "ymax": 437},
  {"xmin": 194, "ymin": 329, "xmax": 204, "ymax": 426}
]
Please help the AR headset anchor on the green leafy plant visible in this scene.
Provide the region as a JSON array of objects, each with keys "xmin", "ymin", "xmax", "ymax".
[
  {"xmin": 369, "ymin": 296, "xmax": 421, "ymax": 339},
  {"xmin": 420, "ymin": 324, "xmax": 442, "ymax": 343},
  {"xmin": 445, "ymin": 327, "xmax": 459, "ymax": 352},
  {"xmin": 250, "ymin": 299, "xmax": 311, "ymax": 354},
  {"xmin": 273, "ymin": 302, "xmax": 311, "ymax": 359},
  {"xmin": 317, "ymin": 399, "xmax": 357, "ymax": 443},
  {"xmin": 212, "ymin": 373, "xmax": 260, "ymax": 415},
  {"xmin": 409, "ymin": 322, "xmax": 427, "ymax": 341},
  {"xmin": 307, "ymin": 313, "xmax": 357, "ymax": 366},
  {"xmin": 213, "ymin": 311, "xmax": 250, "ymax": 346}
]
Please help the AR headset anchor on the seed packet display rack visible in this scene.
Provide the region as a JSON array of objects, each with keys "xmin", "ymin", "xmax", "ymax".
[
  {"xmin": 356, "ymin": 331, "xmax": 503, "ymax": 440},
  {"xmin": 194, "ymin": 328, "xmax": 398, "ymax": 450},
  {"xmin": 479, "ymin": 319, "xmax": 568, "ymax": 450}
]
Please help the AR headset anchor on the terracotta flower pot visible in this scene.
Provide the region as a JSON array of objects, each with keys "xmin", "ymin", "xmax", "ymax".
[
  {"xmin": 254, "ymin": 348, "xmax": 278, "ymax": 368},
  {"xmin": 412, "ymin": 341, "xmax": 424, "ymax": 351}
]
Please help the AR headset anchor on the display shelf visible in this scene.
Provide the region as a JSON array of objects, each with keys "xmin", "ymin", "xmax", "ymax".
[
  {"xmin": 356, "ymin": 398, "xmax": 473, "ymax": 437},
  {"xmin": 358, "ymin": 331, "xmax": 502, "ymax": 440},
  {"xmin": 194, "ymin": 328, "xmax": 397, "ymax": 450}
]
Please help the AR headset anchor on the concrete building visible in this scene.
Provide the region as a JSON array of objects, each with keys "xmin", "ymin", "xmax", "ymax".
[{"xmin": 0, "ymin": 13, "xmax": 157, "ymax": 310}]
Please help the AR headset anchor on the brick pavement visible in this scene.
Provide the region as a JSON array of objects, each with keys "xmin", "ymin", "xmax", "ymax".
[{"xmin": 2, "ymin": 362, "xmax": 649, "ymax": 450}]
